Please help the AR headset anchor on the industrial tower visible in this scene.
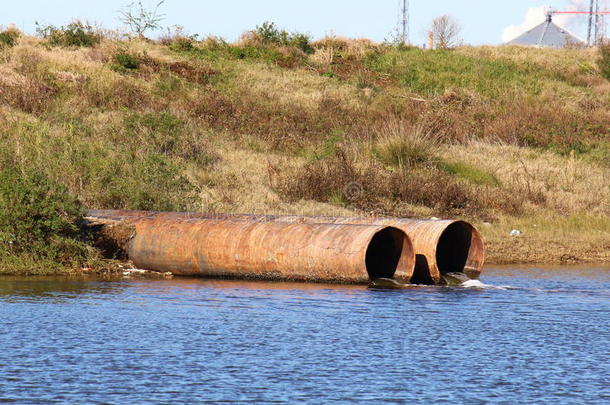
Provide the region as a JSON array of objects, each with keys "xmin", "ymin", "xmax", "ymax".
[
  {"xmin": 547, "ymin": 1, "xmax": 609, "ymax": 46},
  {"xmin": 587, "ymin": 0, "xmax": 608, "ymax": 45},
  {"xmin": 400, "ymin": 0, "xmax": 409, "ymax": 44}
]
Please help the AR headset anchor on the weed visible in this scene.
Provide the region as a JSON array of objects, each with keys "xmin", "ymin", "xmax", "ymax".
[{"xmin": 271, "ymin": 145, "xmax": 494, "ymax": 218}]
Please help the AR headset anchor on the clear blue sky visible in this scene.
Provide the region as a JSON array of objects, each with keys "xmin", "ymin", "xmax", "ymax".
[{"xmin": 1, "ymin": 1, "xmax": 598, "ymax": 45}]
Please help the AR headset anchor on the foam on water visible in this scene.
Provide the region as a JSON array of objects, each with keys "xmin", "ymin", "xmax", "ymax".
[{"xmin": 461, "ymin": 279, "xmax": 508, "ymax": 290}]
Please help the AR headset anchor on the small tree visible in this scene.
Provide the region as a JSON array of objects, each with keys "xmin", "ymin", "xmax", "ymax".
[
  {"xmin": 428, "ymin": 15, "xmax": 461, "ymax": 49},
  {"xmin": 119, "ymin": 0, "xmax": 166, "ymax": 39}
]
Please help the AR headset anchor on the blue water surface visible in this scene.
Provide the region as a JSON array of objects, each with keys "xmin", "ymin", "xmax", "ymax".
[{"xmin": 0, "ymin": 266, "xmax": 609, "ymax": 404}]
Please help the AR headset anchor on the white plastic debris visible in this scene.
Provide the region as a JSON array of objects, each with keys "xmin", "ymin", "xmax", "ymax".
[{"xmin": 510, "ymin": 229, "xmax": 522, "ymax": 237}]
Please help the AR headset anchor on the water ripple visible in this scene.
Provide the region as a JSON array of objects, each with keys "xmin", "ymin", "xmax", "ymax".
[{"xmin": 0, "ymin": 266, "xmax": 609, "ymax": 404}]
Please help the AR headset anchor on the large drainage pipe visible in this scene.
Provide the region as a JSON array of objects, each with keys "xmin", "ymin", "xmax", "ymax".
[
  {"xmin": 87, "ymin": 210, "xmax": 484, "ymax": 284},
  {"xmin": 87, "ymin": 215, "xmax": 414, "ymax": 284}
]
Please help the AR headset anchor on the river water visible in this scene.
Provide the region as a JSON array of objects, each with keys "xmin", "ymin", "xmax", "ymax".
[{"xmin": 1, "ymin": 266, "xmax": 608, "ymax": 404}]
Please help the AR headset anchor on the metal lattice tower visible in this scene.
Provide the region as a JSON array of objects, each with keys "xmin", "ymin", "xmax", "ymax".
[
  {"xmin": 587, "ymin": 0, "xmax": 608, "ymax": 45},
  {"xmin": 549, "ymin": 2, "xmax": 609, "ymax": 47},
  {"xmin": 401, "ymin": 0, "xmax": 409, "ymax": 44}
]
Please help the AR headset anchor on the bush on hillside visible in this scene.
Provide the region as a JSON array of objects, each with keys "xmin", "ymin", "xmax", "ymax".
[
  {"xmin": 0, "ymin": 168, "xmax": 91, "ymax": 265},
  {"xmin": 0, "ymin": 26, "xmax": 20, "ymax": 48},
  {"xmin": 270, "ymin": 147, "xmax": 484, "ymax": 217},
  {"xmin": 372, "ymin": 123, "xmax": 440, "ymax": 170},
  {"xmin": 270, "ymin": 143, "xmax": 535, "ymax": 219},
  {"xmin": 112, "ymin": 50, "xmax": 141, "ymax": 72},
  {"xmin": 36, "ymin": 20, "xmax": 102, "ymax": 47},
  {"xmin": 158, "ymin": 26, "xmax": 198, "ymax": 52},
  {"xmin": 252, "ymin": 21, "xmax": 314, "ymax": 54},
  {"xmin": 169, "ymin": 36, "xmax": 195, "ymax": 52}
]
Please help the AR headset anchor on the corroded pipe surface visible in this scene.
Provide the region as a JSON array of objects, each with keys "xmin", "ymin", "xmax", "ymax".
[
  {"xmin": 87, "ymin": 210, "xmax": 484, "ymax": 284},
  {"xmin": 87, "ymin": 214, "xmax": 414, "ymax": 283}
]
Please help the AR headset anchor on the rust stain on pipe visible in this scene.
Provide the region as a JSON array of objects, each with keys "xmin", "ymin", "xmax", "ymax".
[
  {"xmin": 87, "ymin": 213, "xmax": 414, "ymax": 284},
  {"xmin": 87, "ymin": 210, "xmax": 484, "ymax": 284}
]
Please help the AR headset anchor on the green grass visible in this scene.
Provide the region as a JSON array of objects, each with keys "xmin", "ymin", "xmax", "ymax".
[
  {"xmin": 440, "ymin": 161, "xmax": 500, "ymax": 186},
  {"xmin": 583, "ymin": 142, "xmax": 610, "ymax": 167},
  {"xmin": 112, "ymin": 50, "xmax": 141, "ymax": 72},
  {"xmin": 1, "ymin": 117, "xmax": 200, "ymax": 211},
  {"xmin": 0, "ymin": 30, "xmax": 608, "ymax": 272},
  {"xmin": 364, "ymin": 48, "xmax": 544, "ymax": 98}
]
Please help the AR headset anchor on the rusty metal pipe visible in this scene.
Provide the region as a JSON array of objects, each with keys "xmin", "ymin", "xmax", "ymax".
[
  {"xmin": 87, "ymin": 214, "xmax": 414, "ymax": 283},
  {"xmin": 87, "ymin": 210, "xmax": 484, "ymax": 284}
]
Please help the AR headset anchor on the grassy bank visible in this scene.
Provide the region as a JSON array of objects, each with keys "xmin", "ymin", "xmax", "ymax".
[{"xmin": 0, "ymin": 25, "xmax": 609, "ymax": 274}]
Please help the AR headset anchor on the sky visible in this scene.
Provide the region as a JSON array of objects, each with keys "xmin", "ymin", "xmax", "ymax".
[{"xmin": 1, "ymin": 1, "xmax": 606, "ymax": 46}]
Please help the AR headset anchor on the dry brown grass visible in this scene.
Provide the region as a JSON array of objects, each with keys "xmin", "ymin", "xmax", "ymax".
[
  {"xmin": 1, "ymin": 34, "xmax": 608, "ymax": 266},
  {"xmin": 480, "ymin": 212, "xmax": 610, "ymax": 264},
  {"xmin": 442, "ymin": 141, "xmax": 610, "ymax": 216}
]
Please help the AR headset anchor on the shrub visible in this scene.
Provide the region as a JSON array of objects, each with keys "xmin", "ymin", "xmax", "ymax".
[
  {"xmin": 288, "ymin": 33, "xmax": 314, "ymax": 54},
  {"xmin": 112, "ymin": 50, "xmax": 140, "ymax": 72},
  {"xmin": 388, "ymin": 168, "xmax": 480, "ymax": 216},
  {"xmin": 270, "ymin": 142, "xmax": 531, "ymax": 219},
  {"xmin": 0, "ymin": 168, "xmax": 90, "ymax": 265},
  {"xmin": 599, "ymin": 42, "xmax": 610, "ymax": 81},
  {"xmin": 270, "ymin": 147, "xmax": 488, "ymax": 217},
  {"xmin": 0, "ymin": 26, "xmax": 20, "ymax": 48},
  {"xmin": 252, "ymin": 21, "xmax": 313, "ymax": 54},
  {"xmin": 372, "ymin": 123, "xmax": 440, "ymax": 170},
  {"xmin": 169, "ymin": 36, "xmax": 195, "ymax": 52},
  {"xmin": 158, "ymin": 25, "xmax": 199, "ymax": 51},
  {"xmin": 255, "ymin": 21, "xmax": 282, "ymax": 44},
  {"xmin": 36, "ymin": 20, "xmax": 102, "ymax": 47},
  {"xmin": 270, "ymin": 148, "xmax": 385, "ymax": 209}
]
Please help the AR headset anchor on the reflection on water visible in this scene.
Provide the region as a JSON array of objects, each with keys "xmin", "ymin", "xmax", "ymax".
[{"xmin": 0, "ymin": 266, "xmax": 609, "ymax": 404}]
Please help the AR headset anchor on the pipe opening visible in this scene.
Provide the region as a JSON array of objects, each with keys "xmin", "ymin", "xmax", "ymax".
[
  {"xmin": 365, "ymin": 227, "xmax": 405, "ymax": 280},
  {"xmin": 436, "ymin": 221, "xmax": 475, "ymax": 276},
  {"xmin": 411, "ymin": 255, "xmax": 434, "ymax": 284}
]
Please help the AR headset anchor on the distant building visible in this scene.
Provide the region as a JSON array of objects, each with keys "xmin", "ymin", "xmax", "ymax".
[{"xmin": 505, "ymin": 13, "xmax": 585, "ymax": 48}]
